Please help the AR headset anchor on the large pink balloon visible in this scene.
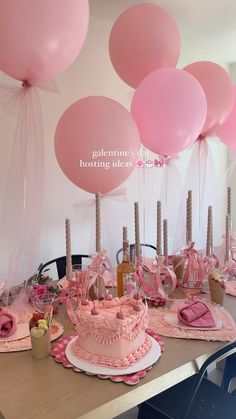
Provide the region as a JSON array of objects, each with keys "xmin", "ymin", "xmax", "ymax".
[
  {"xmin": 0, "ymin": 0, "xmax": 89, "ymax": 82},
  {"xmin": 131, "ymin": 68, "xmax": 207, "ymax": 156},
  {"xmin": 109, "ymin": 3, "xmax": 180, "ymax": 88},
  {"xmin": 216, "ymin": 85, "xmax": 236, "ymax": 151},
  {"xmin": 184, "ymin": 61, "xmax": 234, "ymax": 137},
  {"xmin": 54, "ymin": 97, "xmax": 140, "ymax": 194}
]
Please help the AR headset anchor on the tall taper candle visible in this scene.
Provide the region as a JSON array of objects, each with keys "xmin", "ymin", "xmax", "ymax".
[
  {"xmin": 186, "ymin": 197, "xmax": 189, "ymax": 245},
  {"xmin": 210, "ymin": 206, "xmax": 213, "ymax": 253},
  {"xmin": 157, "ymin": 201, "xmax": 162, "ymax": 255},
  {"xmin": 206, "ymin": 206, "xmax": 212, "ymax": 257},
  {"xmin": 134, "ymin": 202, "xmax": 140, "ymax": 258},
  {"xmin": 225, "ymin": 214, "xmax": 230, "ymax": 264},
  {"xmin": 95, "ymin": 192, "xmax": 101, "ymax": 252},
  {"xmin": 187, "ymin": 190, "xmax": 192, "ymax": 243},
  {"xmin": 123, "ymin": 226, "xmax": 128, "ymax": 242},
  {"xmin": 227, "ymin": 186, "xmax": 232, "ymax": 218},
  {"xmin": 65, "ymin": 218, "xmax": 72, "ymax": 281},
  {"xmin": 227, "ymin": 186, "xmax": 232, "ymax": 230},
  {"xmin": 163, "ymin": 219, "xmax": 168, "ymax": 266}
]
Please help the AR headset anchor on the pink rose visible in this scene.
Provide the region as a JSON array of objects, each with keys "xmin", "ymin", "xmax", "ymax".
[{"xmin": 31, "ymin": 284, "xmax": 47, "ymax": 300}]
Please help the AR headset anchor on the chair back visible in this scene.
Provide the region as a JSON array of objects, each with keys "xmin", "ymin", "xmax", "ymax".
[
  {"xmin": 38, "ymin": 254, "xmax": 90, "ymax": 279},
  {"xmin": 116, "ymin": 243, "xmax": 156, "ymax": 264},
  {"xmin": 182, "ymin": 340, "xmax": 236, "ymax": 419}
]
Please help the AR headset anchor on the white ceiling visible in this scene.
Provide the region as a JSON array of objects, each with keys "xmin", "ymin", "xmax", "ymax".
[{"xmin": 89, "ymin": 0, "xmax": 236, "ymax": 71}]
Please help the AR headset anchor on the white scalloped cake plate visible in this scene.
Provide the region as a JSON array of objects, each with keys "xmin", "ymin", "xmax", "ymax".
[
  {"xmin": 164, "ymin": 312, "xmax": 222, "ymax": 331},
  {"xmin": 65, "ymin": 335, "xmax": 161, "ymax": 376},
  {"xmin": 0, "ymin": 323, "xmax": 30, "ymax": 342}
]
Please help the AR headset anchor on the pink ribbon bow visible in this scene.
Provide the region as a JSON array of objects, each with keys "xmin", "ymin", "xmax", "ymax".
[
  {"xmin": 181, "ymin": 242, "xmax": 205, "ymax": 287},
  {"xmin": 88, "ymin": 248, "xmax": 112, "ymax": 297},
  {"xmin": 59, "ymin": 282, "xmax": 78, "ymax": 325},
  {"xmin": 151, "ymin": 256, "xmax": 177, "ymax": 298},
  {"xmin": 203, "ymin": 254, "xmax": 219, "ymax": 275},
  {"xmin": 132, "ymin": 258, "xmax": 144, "ymax": 289},
  {"xmin": 136, "ymin": 256, "xmax": 177, "ymax": 299},
  {"xmin": 223, "ymin": 259, "xmax": 236, "ymax": 278},
  {"xmin": 218, "ymin": 231, "xmax": 236, "ymax": 268}
]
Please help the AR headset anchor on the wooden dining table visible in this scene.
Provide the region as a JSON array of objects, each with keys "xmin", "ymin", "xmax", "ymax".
[{"xmin": 0, "ymin": 291, "xmax": 235, "ymax": 419}]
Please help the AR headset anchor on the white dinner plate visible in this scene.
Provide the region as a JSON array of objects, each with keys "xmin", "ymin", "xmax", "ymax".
[
  {"xmin": 164, "ymin": 311, "xmax": 222, "ymax": 331},
  {"xmin": 65, "ymin": 334, "xmax": 161, "ymax": 376}
]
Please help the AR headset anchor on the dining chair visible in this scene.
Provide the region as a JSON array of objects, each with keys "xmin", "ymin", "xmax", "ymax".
[
  {"xmin": 221, "ymin": 353, "xmax": 236, "ymax": 392},
  {"xmin": 116, "ymin": 243, "xmax": 157, "ymax": 264},
  {"xmin": 38, "ymin": 254, "xmax": 90, "ymax": 279},
  {"xmin": 137, "ymin": 340, "xmax": 236, "ymax": 419}
]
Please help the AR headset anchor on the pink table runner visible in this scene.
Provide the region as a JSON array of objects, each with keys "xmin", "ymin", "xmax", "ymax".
[
  {"xmin": 149, "ymin": 299, "xmax": 236, "ymax": 342},
  {"xmin": 0, "ymin": 320, "xmax": 64, "ymax": 352}
]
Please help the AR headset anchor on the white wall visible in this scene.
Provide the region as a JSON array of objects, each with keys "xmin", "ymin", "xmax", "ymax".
[
  {"xmin": 0, "ymin": 15, "xmax": 229, "ymax": 276},
  {"xmin": 228, "ymin": 63, "xmax": 236, "ymax": 231}
]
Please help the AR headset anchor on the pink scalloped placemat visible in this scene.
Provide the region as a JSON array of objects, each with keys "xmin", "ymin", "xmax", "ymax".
[
  {"xmin": 149, "ymin": 300, "xmax": 236, "ymax": 342},
  {"xmin": 226, "ymin": 281, "xmax": 236, "ymax": 297},
  {"xmin": 51, "ymin": 329, "xmax": 164, "ymax": 386},
  {"xmin": 0, "ymin": 320, "xmax": 64, "ymax": 352}
]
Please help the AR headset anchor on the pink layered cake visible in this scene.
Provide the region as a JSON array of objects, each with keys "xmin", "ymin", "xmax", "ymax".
[{"xmin": 71, "ymin": 296, "xmax": 151, "ymax": 369}]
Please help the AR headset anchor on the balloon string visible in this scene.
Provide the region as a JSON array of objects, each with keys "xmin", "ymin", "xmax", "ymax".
[
  {"xmin": 165, "ymin": 164, "xmax": 168, "ymax": 209},
  {"xmin": 198, "ymin": 141, "xmax": 201, "ymax": 230},
  {"xmin": 197, "ymin": 138, "xmax": 208, "ymax": 230},
  {"xmin": 143, "ymin": 148, "xmax": 146, "ymax": 255}
]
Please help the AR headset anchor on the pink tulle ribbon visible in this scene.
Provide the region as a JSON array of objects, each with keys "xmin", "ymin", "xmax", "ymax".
[
  {"xmin": 172, "ymin": 138, "xmax": 220, "ymax": 253},
  {"xmin": 73, "ymin": 188, "xmax": 128, "ymax": 254},
  {"xmin": 225, "ymin": 150, "xmax": 236, "ymax": 184},
  {"xmin": 73, "ymin": 188, "xmax": 127, "ymax": 218},
  {"xmin": 159, "ymin": 155, "xmax": 182, "ymax": 253},
  {"xmin": 0, "ymin": 79, "xmax": 59, "ymax": 293}
]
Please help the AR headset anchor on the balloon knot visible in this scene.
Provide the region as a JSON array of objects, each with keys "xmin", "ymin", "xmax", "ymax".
[
  {"xmin": 198, "ymin": 134, "xmax": 205, "ymax": 141},
  {"xmin": 22, "ymin": 80, "xmax": 32, "ymax": 88}
]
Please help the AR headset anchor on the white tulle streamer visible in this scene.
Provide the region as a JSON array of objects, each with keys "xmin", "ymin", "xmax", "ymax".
[
  {"xmin": 172, "ymin": 138, "xmax": 222, "ymax": 254},
  {"xmin": 0, "ymin": 78, "xmax": 59, "ymax": 294},
  {"xmin": 159, "ymin": 155, "xmax": 182, "ymax": 253}
]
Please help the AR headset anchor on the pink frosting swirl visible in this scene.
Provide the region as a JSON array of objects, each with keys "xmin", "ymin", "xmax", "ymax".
[{"xmin": 71, "ymin": 334, "xmax": 152, "ymax": 369}]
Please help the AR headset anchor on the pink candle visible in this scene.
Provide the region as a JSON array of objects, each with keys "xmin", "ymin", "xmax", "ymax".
[{"xmin": 65, "ymin": 218, "xmax": 72, "ymax": 280}]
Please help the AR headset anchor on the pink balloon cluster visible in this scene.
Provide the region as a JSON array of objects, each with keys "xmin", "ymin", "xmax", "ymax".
[
  {"xmin": 109, "ymin": 3, "xmax": 234, "ymax": 156},
  {"xmin": 53, "ymin": 3, "xmax": 235, "ymax": 192}
]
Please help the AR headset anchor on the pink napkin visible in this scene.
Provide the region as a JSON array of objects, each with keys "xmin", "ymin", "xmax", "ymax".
[
  {"xmin": 177, "ymin": 301, "xmax": 216, "ymax": 328},
  {"xmin": 0, "ymin": 307, "xmax": 17, "ymax": 338}
]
